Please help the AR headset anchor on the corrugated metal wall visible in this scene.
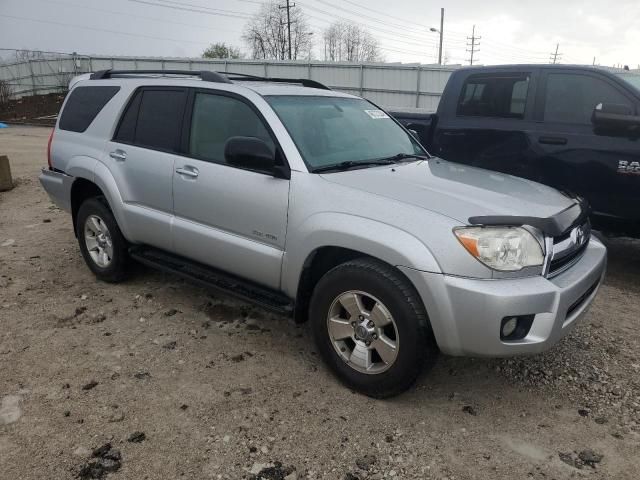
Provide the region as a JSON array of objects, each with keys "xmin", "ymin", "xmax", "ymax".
[{"xmin": 0, "ymin": 55, "xmax": 458, "ymax": 110}]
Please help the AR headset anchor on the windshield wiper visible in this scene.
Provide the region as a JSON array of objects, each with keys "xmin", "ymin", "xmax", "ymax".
[
  {"xmin": 380, "ymin": 153, "xmax": 431, "ymax": 162},
  {"xmin": 312, "ymin": 159, "xmax": 396, "ymax": 173}
]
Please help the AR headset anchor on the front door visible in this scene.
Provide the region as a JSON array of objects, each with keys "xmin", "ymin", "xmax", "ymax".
[
  {"xmin": 172, "ymin": 90, "xmax": 290, "ymax": 289},
  {"xmin": 534, "ymin": 69, "xmax": 640, "ymax": 224}
]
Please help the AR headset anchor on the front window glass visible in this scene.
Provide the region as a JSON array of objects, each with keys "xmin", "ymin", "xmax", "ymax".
[
  {"xmin": 616, "ymin": 72, "xmax": 640, "ymax": 91},
  {"xmin": 544, "ymin": 73, "xmax": 630, "ymax": 124},
  {"xmin": 189, "ymin": 92, "xmax": 274, "ymax": 164},
  {"xmin": 266, "ymin": 96, "xmax": 424, "ymax": 170}
]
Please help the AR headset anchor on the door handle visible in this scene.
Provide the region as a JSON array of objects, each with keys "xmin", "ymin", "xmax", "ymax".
[
  {"xmin": 109, "ymin": 149, "xmax": 127, "ymax": 161},
  {"xmin": 443, "ymin": 131, "xmax": 466, "ymax": 136},
  {"xmin": 176, "ymin": 166, "xmax": 199, "ymax": 178},
  {"xmin": 538, "ymin": 136, "xmax": 568, "ymax": 145}
]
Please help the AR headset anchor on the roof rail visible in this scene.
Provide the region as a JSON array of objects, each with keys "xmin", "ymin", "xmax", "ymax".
[
  {"xmin": 89, "ymin": 69, "xmax": 330, "ymax": 90},
  {"xmin": 89, "ymin": 69, "xmax": 231, "ymax": 84},
  {"xmin": 223, "ymin": 73, "xmax": 331, "ymax": 90}
]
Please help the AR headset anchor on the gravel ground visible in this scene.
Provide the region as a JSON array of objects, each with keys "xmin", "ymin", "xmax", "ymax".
[{"xmin": 1, "ymin": 126, "xmax": 639, "ymax": 479}]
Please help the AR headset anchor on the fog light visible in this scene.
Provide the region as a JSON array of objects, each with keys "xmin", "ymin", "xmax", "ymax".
[
  {"xmin": 501, "ymin": 317, "xmax": 518, "ymax": 338},
  {"xmin": 500, "ymin": 314, "xmax": 535, "ymax": 341}
]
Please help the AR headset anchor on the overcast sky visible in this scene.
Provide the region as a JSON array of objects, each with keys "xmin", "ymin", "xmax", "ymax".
[{"xmin": 1, "ymin": 0, "xmax": 638, "ymax": 67}]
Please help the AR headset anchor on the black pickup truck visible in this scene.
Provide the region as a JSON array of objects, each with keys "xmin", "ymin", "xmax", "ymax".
[{"xmin": 390, "ymin": 65, "xmax": 640, "ymax": 236}]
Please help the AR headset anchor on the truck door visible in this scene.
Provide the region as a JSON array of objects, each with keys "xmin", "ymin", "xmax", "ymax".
[
  {"xmin": 433, "ymin": 70, "xmax": 539, "ymax": 179},
  {"xmin": 534, "ymin": 69, "xmax": 640, "ymax": 227}
]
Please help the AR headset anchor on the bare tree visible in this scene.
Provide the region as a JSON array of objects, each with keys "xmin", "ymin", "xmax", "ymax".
[
  {"xmin": 242, "ymin": 1, "xmax": 313, "ymax": 60},
  {"xmin": 0, "ymin": 80, "xmax": 13, "ymax": 107},
  {"xmin": 323, "ymin": 22, "xmax": 382, "ymax": 62}
]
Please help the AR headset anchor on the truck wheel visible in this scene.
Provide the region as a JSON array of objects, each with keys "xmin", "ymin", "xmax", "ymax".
[
  {"xmin": 309, "ymin": 258, "xmax": 438, "ymax": 398},
  {"xmin": 76, "ymin": 197, "xmax": 129, "ymax": 283}
]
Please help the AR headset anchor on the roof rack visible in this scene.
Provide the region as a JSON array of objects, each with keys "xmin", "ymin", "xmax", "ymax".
[
  {"xmin": 89, "ymin": 69, "xmax": 331, "ymax": 90},
  {"xmin": 223, "ymin": 73, "xmax": 331, "ymax": 90},
  {"xmin": 89, "ymin": 69, "xmax": 231, "ymax": 83}
]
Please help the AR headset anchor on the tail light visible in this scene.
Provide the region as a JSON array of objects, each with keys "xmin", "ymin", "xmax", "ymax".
[{"xmin": 47, "ymin": 129, "xmax": 54, "ymax": 169}]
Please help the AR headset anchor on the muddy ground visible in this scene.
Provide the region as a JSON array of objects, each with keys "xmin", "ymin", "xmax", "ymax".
[{"xmin": 1, "ymin": 126, "xmax": 639, "ymax": 479}]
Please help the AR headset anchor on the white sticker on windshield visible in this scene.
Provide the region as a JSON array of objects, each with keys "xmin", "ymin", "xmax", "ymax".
[{"xmin": 364, "ymin": 109, "xmax": 389, "ymax": 119}]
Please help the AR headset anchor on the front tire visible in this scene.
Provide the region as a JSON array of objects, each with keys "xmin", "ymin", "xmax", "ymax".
[
  {"xmin": 76, "ymin": 197, "xmax": 129, "ymax": 283},
  {"xmin": 309, "ymin": 258, "xmax": 438, "ymax": 398}
]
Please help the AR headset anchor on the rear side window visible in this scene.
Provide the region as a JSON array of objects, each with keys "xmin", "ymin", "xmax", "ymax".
[
  {"xmin": 59, "ymin": 86, "xmax": 120, "ymax": 132},
  {"xmin": 457, "ymin": 74, "xmax": 530, "ymax": 118},
  {"xmin": 114, "ymin": 88, "xmax": 187, "ymax": 152},
  {"xmin": 544, "ymin": 73, "xmax": 631, "ymax": 124}
]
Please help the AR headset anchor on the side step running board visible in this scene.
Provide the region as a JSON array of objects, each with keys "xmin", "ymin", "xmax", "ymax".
[{"xmin": 129, "ymin": 246, "xmax": 294, "ymax": 316}]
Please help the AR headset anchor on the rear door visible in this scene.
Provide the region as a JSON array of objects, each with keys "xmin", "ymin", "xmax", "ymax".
[
  {"xmin": 534, "ymin": 69, "xmax": 640, "ymax": 223},
  {"xmin": 106, "ymin": 87, "xmax": 187, "ymax": 251},
  {"xmin": 433, "ymin": 70, "xmax": 539, "ymax": 179},
  {"xmin": 171, "ymin": 89, "xmax": 290, "ymax": 289}
]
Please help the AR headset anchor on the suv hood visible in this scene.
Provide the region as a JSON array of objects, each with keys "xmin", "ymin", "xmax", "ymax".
[{"xmin": 320, "ymin": 159, "xmax": 577, "ymax": 227}]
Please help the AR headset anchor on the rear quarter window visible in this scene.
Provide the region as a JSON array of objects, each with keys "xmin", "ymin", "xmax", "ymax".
[
  {"xmin": 457, "ymin": 74, "xmax": 530, "ymax": 119},
  {"xmin": 59, "ymin": 86, "xmax": 120, "ymax": 133}
]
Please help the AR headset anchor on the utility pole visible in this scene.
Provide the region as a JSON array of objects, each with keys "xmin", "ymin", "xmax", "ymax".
[
  {"xmin": 592, "ymin": 56, "xmax": 596, "ymax": 66},
  {"xmin": 279, "ymin": 0, "xmax": 294, "ymax": 60},
  {"xmin": 438, "ymin": 8, "xmax": 444, "ymax": 65},
  {"xmin": 550, "ymin": 43, "xmax": 562, "ymax": 64},
  {"xmin": 466, "ymin": 25, "xmax": 480, "ymax": 65}
]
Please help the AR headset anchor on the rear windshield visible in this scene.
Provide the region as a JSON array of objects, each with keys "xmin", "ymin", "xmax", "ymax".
[
  {"xmin": 59, "ymin": 86, "xmax": 120, "ymax": 133},
  {"xmin": 265, "ymin": 95, "xmax": 424, "ymax": 169}
]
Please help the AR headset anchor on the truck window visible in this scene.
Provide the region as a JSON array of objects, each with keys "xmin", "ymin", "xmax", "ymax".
[
  {"xmin": 59, "ymin": 86, "xmax": 120, "ymax": 133},
  {"xmin": 114, "ymin": 88, "xmax": 187, "ymax": 153},
  {"xmin": 188, "ymin": 92, "xmax": 275, "ymax": 165},
  {"xmin": 457, "ymin": 74, "xmax": 530, "ymax": 118},
  {"xmin": 544, "ymin": 73, "xmax": 631, "ymax": 124}
]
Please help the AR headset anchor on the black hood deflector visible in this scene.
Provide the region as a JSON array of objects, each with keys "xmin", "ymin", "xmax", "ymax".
[{"xmin": 468, "ymin": 198, "xmax": 589, "ymax": 237}]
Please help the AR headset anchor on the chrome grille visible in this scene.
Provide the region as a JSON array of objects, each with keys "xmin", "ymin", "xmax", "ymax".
[{"xmin": 547, "ymin": 221, "xmax": 591, "ymax": 277}]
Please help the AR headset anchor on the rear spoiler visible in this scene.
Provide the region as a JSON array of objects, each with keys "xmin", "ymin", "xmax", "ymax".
[{"xmin": 468, "ymin": 197, "xmax": 590, "ymax": 237}]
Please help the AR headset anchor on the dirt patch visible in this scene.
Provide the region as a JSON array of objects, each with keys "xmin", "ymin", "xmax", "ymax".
[
  {"xmin": 1, "ymin": 126, "xmax": 639, "ymax": 479},
  {"xmin": 0, "ymin": 93, "xmax": 64, "ymax": 125}
]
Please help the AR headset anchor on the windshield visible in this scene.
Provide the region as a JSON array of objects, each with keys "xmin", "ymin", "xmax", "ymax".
[
  {"xmin": 616, "ymin": 72, "xmax": 640, "ymax": 91},
  {"xmin": 266, "ymin": 95, "xmax": 426, "ymax": 170}
]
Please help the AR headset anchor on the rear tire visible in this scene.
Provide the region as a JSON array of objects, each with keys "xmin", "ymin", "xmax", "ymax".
[
  {"xmin": 309, "ymin": 258, "xmax": 438, "ymax": 398},
  {"xmin": 76, "ymin": 197, "xmax": 129, "ymax": 283}
]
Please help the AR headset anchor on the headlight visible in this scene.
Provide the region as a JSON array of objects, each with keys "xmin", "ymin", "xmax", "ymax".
[{"xmin": 454, "ymin": 226, "xmax": 544, "ymax": 271}]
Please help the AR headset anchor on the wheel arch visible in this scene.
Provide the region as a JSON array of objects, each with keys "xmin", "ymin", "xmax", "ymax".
[{"xmin": 288, "ymin": 216, "xmax": 442, "ymax": 323}]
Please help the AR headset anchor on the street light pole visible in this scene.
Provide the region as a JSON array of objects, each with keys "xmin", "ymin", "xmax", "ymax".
[
  {"xmin": 438, "ymin": 8, "xmax": 444, "ymax": 65},
  {"xmin": 430, "ymin": 9, "xmax": 445, "ymax": 65}
]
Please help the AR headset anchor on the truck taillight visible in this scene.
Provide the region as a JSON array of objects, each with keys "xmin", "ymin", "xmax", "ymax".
[{"xmin": 47, "ymin": 129, "xmax": 54, "ymax": 169}]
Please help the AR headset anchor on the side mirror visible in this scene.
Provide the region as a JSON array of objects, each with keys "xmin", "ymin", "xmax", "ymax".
[
  {"xmin": 592, "ymin": 103, "xmax": 640, "ymax": 128},
  {"xmin": 406, "ymin": 123, "xmax": 424, "ymax": 142},
  {"xmin": 225, "ymin": 136, "xmax": 276, "ymax": 172}
]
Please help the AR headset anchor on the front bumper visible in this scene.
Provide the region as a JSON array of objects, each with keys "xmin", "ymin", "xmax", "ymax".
[
  {"xmin": 400, "ymin": 236, "xmax": 607, "ymax": 357},
  {"xmin": 39, "ymin": 168, "xmax": 73, "ymax": 212}
]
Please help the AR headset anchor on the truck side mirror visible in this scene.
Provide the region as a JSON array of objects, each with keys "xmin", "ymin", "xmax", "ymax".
[{"xmin": 591, "ymin": 103, "xmax": 640, "ymax": 128}]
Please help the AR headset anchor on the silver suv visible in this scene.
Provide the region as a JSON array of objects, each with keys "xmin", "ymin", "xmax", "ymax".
[{"xmin": 40, "ymin": 70, "xmax": 607, "ymax": 397}]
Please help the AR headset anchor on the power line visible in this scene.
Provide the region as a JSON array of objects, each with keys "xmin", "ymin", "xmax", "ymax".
[
  {"xmin": 466, "ymin": 25, "xmax": 480, "ymax": 65},
  {"xmin": 550, "ymin": 43, "xmax": 562, "ymax": 64},
  {"xmin": 33, "ymin": 0, "xmax": 245, "ymax": 36},
  {"xmin": 127, "ymin": 0, "xmax": 252, "ymax": 20},
  {"xmin": 0, "ymin": 13, "xmax": 212, "ymax": 46},
  {"xmin": 339, "ymin": 0, "xmax": 437, "ymax": 30},
  {"xmin": 299, "ymin": 2, "xmax": 451, "ymax": 47}
]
